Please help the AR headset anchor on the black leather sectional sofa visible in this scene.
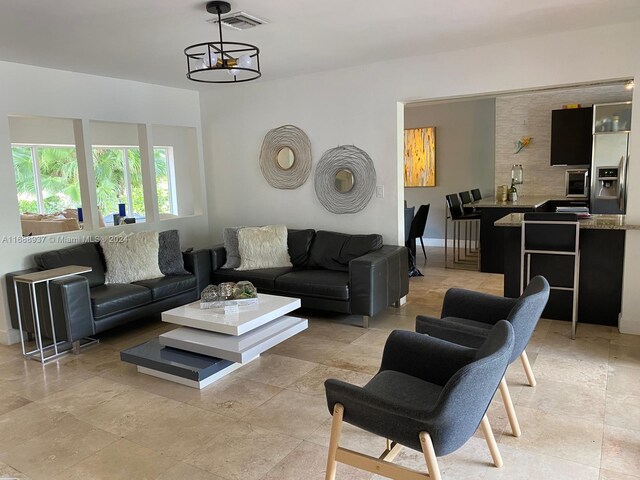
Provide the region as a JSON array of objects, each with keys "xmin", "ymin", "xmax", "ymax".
[
  {"xmin": 6, "ymin": 241, "xmax": 210, "ymax": 344},
  {"xmin": 5, "ymin": 229, "xmax": 408, "ymax": 342},
  {"xmin": 211, "ymin": 229, "xmax": 409, "ymax": 327}
]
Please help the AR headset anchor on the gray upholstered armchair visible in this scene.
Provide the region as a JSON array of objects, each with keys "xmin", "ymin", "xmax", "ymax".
[
  {"xmin": 415, "ymin": 275, "xmax": 550, "ymax": 438},
  {"xmin": 324, "ymin": 321, "xmax": 514, "ymax": 480}
]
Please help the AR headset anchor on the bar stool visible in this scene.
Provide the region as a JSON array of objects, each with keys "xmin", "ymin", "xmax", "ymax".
[
  {"xmin": 445, "ymin": 194, "xmax": 480, "ymax": 269},
  {"xmin": 459, "ymin": 191, "xmax": 474, "ymax": 209},
  {"xmin": 459, "ymin": 191, "xmax": 479, "ymax": 254},
  {"xmin": 521, "ymin": 213, "xmax": 580, "ymax": 339},
  {"xmin": 471, "ymin": 188, "xmax": 482, "ymax": 202}
]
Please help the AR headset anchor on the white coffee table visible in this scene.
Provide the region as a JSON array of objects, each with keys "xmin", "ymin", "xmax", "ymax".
[
  {"xmin": 161, "ymin": 294, "xmax": 303, "ymax": 335},
  {"xmin": 121, "ymin": 294, "xmax": 307, "ymax": 389}
]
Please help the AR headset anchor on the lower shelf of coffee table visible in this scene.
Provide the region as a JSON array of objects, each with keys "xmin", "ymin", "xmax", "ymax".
[
  {"xmin": 159, "ymin": 315, "xmax": 308, "ymax": 363},
  {"xmin": 120, "ymin": 315, "xmax": 308, "ymax": 389},
  {"xmin": 120, "ymin": 338, "xmax": 242, "ymax": 389}
]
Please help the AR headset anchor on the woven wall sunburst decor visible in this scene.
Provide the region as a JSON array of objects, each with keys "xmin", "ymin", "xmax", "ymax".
[
  {"xmin": 259, "ymin": 125, "xmax": 312, "ymax": 189},
  {"xmin": 314, "ymin": 145, "xmax": 376, "ymax": 214}
]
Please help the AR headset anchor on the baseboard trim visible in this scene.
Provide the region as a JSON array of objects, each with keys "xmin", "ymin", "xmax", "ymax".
[
  {"xmin": 0, "ymin": 328, "xmax": 21, "ymax": 346},
  {"xmin": 618, "ymin": 313, "xmax": 640, "ymax": 335},
  {"xmin": 421, "ymin": 238, "xmax": 478, "ymax": 248},
  {"xmin": 423, "ymin": 238, "xmax": 449, "ymax": 247}
]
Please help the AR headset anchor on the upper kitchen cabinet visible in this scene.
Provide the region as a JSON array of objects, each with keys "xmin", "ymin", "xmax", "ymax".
[
  {"xmin": 593, "ymin": 101, "xmax": 632, "ymax": 133},
  {"xmin": 550, "ymin": 106, "xmax": 593, "ymax": 166}
]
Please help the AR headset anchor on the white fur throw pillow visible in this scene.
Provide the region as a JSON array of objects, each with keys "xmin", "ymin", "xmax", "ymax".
[
  {"xmin": 101, "ymin": 231, "xmax": 164, "ymax": 284},
  {"xmin": 236, "ymin": 225, "xmax": 292, "ymax": 270}
]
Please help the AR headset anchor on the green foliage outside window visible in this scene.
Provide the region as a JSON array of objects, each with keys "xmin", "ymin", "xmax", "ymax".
[
  {"xmin": 154, "ymin": 148, "xmax": 171, "ymax": 214},
  {"xmin": 12, "ymin": 146, "xmax": 80, "ymax": 214},
  {"xmin": 93, "ymin": 147, "xmax": 144, "ymax": 218},
  {"xmin": 93, "ymin": 147, "xmax": 170, "ymax": 218},
  {"xmin": 12, "ymin": 146, "xmax": 38, "ymax": 213},
  {"xmin": 92, "ymin": 147, "xmax": 127, "ymax": 216},
  {"xmin": 13, "ymin": 145, "xmax": 172, "ymax": 220}
]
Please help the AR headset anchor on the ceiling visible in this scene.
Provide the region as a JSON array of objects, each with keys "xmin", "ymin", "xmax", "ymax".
[{"xmin": 1, "ymin": 0, "xmax": 639, "ymax": 90}]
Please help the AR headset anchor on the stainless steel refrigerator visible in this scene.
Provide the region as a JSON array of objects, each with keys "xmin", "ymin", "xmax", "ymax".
[{"xmin": 590, "ymin": 102, "xmax": 632, "ymax": 214}]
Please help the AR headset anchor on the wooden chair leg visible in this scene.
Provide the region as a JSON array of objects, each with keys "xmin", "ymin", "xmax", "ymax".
[
  {"xmin": 326, "ymin": 404, "xmax": 344, "ymax": 480},
  {"xmin": 498, "ymin": 377, "xmax": 521, "ymax": 437},
  {"xmin": 380, "ymin": 439, "xmax": 403, "ymax": 463},
  {"xmin": 480, "ymin": 415, "xmax": 503, "ymax": 468},
  {"xmin": 419, "ymin": 432, "xmax": 441, "ymax": 480},
  {"xmin": 520, "ymin": 350, "xmax": 536, "ymax": 387}
]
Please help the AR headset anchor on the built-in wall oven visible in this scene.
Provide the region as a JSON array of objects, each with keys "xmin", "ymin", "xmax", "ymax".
[{"xmin": 565, "ymin": 169, "xmax": 589, "ymax": 198}]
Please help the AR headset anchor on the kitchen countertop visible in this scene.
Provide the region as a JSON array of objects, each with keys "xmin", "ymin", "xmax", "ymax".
[
  {"xmin": 494, "ymin": 213, "xmax": 640, "ymax": 230},
  {"xmin": 472, "ymin": 195, "xmax": 567, "ymax": 209}
]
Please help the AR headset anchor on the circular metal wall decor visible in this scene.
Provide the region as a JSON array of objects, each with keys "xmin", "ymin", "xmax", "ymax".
[
  {"xmin": 314, "ymin": 145, "xmax": 376, "ymax": 214},
  {"xmin": 259, "ymin": 125, "xmax": 312, "ymax": 189}
]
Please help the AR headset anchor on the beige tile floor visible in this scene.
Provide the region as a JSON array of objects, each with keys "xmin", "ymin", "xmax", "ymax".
[{"xmin": 0, "ymin": 248, "xmax": 639, "ymax": 480}]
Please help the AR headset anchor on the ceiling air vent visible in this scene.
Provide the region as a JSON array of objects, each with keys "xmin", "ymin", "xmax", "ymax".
[{"xmin": 206, "ymin": 11, "xmax": 267, "ymax": 30}]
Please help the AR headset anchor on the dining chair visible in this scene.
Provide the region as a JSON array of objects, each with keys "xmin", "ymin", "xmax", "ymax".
[{"xmin": 406, "ymin": 204, "xmax": 430, "ymax": 263}]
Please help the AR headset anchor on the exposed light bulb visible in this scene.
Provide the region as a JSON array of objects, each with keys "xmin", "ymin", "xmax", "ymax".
[
  {"xmin": 228, "ymin": 68, "xmax": 239, "ymax": 76},
  {"xmin": 195, "ymin": 59, "xmax": 206, "ymax": 70},
  {"xmin": 238, "ymin": 54, "xmax": 253, "ymax": 69},
  {"xmin": 625, "ymin": 80, "xmax": 635, "ymax": 90},
  {"xmin": 204, "ymin": 51, "xmax": 218, "ymax": 68}
]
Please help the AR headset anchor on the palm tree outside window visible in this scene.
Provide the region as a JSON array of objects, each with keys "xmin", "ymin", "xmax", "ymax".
[
  {"xmin": 12, "ymin": 145, "xmax": 81, "ymax": 214},
  {"xmin": 12, "ymin": 144, "xmax": 176, "ymax": 223}
]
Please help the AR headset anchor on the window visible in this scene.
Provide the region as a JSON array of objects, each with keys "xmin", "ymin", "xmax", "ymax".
[
  {"xmin": 12, "ymin": 137, "xmax": 178, "ymax": 233},
  {"xmin": 93, "ymin": 146, "xmax": 176, "ymax": 225},
  {"xmin": 154, "ymin": 147, "xmax": 177, "ymax": 215},
  {"xmin": 93, "ymin": 146, "xmax": 142, "ymax": 224},
  {"xmin": 11, "ymin": 144, "xmax": 81, "ymax": 214}
]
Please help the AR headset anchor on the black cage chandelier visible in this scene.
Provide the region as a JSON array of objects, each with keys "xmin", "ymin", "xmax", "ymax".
[{"xmin": 184, "ymin": 1, "xmax": 261, "ymax": 83}]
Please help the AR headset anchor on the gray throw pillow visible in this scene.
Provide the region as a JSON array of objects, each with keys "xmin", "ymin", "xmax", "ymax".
[
  {"xmin": 221, "ymin": 227, "xmax": 244, "ymax": 269},
  {"xmin": 159, "ymin": 230, "xmax": 190, "ymax": 275}
]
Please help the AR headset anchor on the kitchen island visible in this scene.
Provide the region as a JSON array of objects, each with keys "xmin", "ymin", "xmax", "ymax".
[
  {"xmin": 495, "ymin": 213, "xmax": 639, "ymax": 326},
  {"xmin": 473, "ymin": 195, "xmax": 567, "ymax": 209}
]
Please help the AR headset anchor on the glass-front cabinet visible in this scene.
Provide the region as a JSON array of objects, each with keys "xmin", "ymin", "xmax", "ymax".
[{"xmin": 593, "ymin": 102, "xmax": 632, "ymax": 133}]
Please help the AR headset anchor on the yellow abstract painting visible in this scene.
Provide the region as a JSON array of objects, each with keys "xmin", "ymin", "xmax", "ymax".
[{"xmin": 404, "ymin": 127, "xmax": 436, "ymax": 187}]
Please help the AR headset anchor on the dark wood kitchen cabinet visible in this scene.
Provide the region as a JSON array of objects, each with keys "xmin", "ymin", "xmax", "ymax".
[{"xmin": 550, "ymin": 106, "xmax": 593, "ymax": 166}]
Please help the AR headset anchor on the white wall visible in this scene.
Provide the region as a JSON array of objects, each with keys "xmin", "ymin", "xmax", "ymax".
[
  {"xmin": 201, "ymin": 74, "xmax": 403, "ymax": 244},
  {"xmin": 0, "ymin": 60, "xmax": 207, "ymax": 344},
  {"xmin": 90, "ymin": 120, "xmax": 141, "ymax": 146},
  {"xmin": 404, "ymin": 98, "xmax": 495, "ymax": 241},
  {"xmin": 152, "ymin": 125, "xmax": 202, "ymax": 217},
  {"xmin": 9, "ymin": 116, "xmax": 76, "ymax": 144},
  {"xmin": 199, "ymin": 22, "xmax": 640, "ymax": 333}
]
